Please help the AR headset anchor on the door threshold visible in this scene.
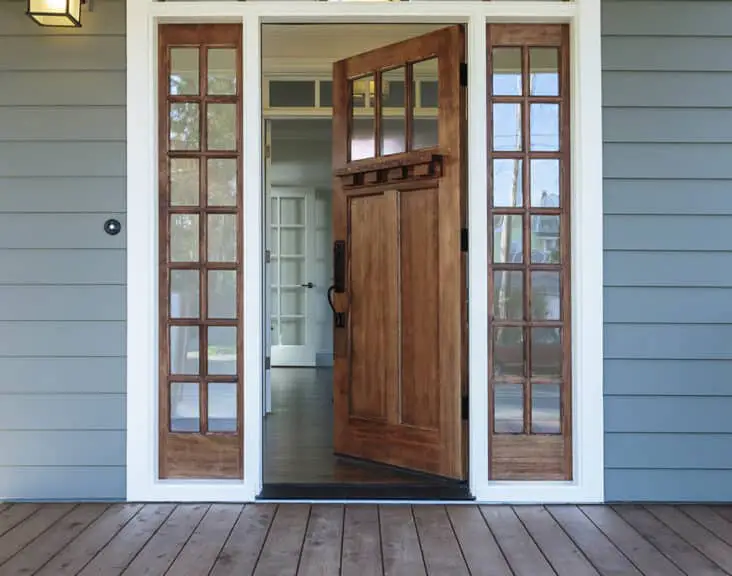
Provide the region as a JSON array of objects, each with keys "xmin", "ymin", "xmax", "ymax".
[{"xmin": 258, "ymin": 482, "xmax": 473, "ymax": 501}]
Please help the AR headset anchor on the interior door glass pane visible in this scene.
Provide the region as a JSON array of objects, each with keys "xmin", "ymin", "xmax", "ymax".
[
  {"xmin": 493, "ymin": 327, "xmax": 524, "ymax": 377},
  {"xmin": 381, "ymin": 67, "xmax": 406, "ymax": 155},
  {"xmin": 281, "ymin": 259, "xmax": 305, "ymax": 285},
  {"xmin": 530, "ymin": 159, "xmax": 560, "ymax": 208},
  {"xmin": 492, "ymin": 48, "xmax": 522, "ymax": 96},
  {"xmin": 493, "ymin": 103, "xmax": 521, "ymax": 151},
  {"xmin": 492, "ymin": 271, "xmax": 523, "ymax": 320},
  {"xmin": 530, "ymin": 103, "xmax": 559, "ymax": 151},
  {"xmin": 170, "ymin": 270, "xmax": 199, "ymax": 319},
  {"xmin": 207, "ymin": 104, "xmax": 236, "ymax": 151},
  {"xmin": 170, "ymin": 103, "xmax": 200, "ymax": 151},
  {"xmin": 170, "ymin": 326, "xmax": 199, "ymax": 375},
  {"xmin": 280, "ymin": 229, "xmax": 305, "ymax": 256},
  {"xmin": 532, "ymin": 383, "xmax": 560, "ymax": 434},
  {"xmin": 208, "ymin": 159, "xmax": 237, "ymax": 206},
  {"xmin": 170, "ymin": 214, "xmax": 199, "ymax": 262},
  {"xmin": 281, "ymin": 318, "xmax": 305, "ymax": 346},
  {"xmin": 494, "ymin": 384, "xmax": 523, "ymax": 433},
  {"xmin": 208, "ymin": 326, "xmax": 237, "ymax": 375},
  {"xmin": 492, "ymin": 159, "xmax": 522, "ymax": 207},
  {"xmin": 170, "ymin": 48, "xmax": 199, "ymax": 96},
  {"xmin": 271, "ymin": 288, "xmax": 279, "ymax": 315},
  {"xmin": 170, "ymin": 158, "xmax": 199, "ymax": 206},
  {"xmin": 170, "ymin": 382, "xmax": 199, "ymax": 432},
  {"xmin": 493, "ymin": 215, "xmax": 522, "ymax": 263},
  {"xmin": 531, "ymin": 271, "xmax": 560, "ymax": 320},
  {"xmin": 208, "ymin": 270, "xmax": 236, "ymax": 319},
  {"xmin": 208, "ymin": 214, "xmax": 237, "ymax": 262},
  {"xmin": 271, "ymin": 319, "xmax": 279, "ymax": 345},
  {"xmin": 280, "ymin": 197, "xmax": 305, "ymax": 226},
  {"xmin": 208, "ymin": 48, "xmax": 236, "ymax": 96},
  {"xmin": 271, "ymin": 197, "xmax": 279, "ymax": 225},
  {"xmin": 281, "ymin": 288, "xmax": 305, "ymax": 316},
  {"xmin": 530, "ymin": 48, "xmax": 559, "ymax": 96},
  {"xmin": 531, "ymin": 215, "xmax": 560, "ymax": 263},
  {"xmin": 208, "ymin": 382, "xmax": 237, "ymax": 432},
  {"xmin": 531, "ymin": 327, "xmax": 562, "ymax": 378}
]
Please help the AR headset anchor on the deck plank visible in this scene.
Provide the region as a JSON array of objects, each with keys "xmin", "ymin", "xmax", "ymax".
[
  {"xmin": 547, "ymin": 505, "xmax": 642, "ymax": 576},
  {"xmin": 413, "ymin": 505, "xmax": 469, "ymax": 575},
  {"xmin": 710, "ymin": 506, "xmax": 732, "ymax": 525},
  {"xmin": 298, "ymin": 504, "xmax": 344, "ymax": 576},
  {"xmin": 254, "ymin": 504, "xmax": 310, "ymax": 576},
  {"xmin": 211, "ymin": 504, "xmax": 277, "ymax": 576},
  {"xmin": 341, "ymin": 505, "xmax": 382, "ymax": 576},
  {"xmin": 36, "ymin": 504, "xmax": 142, "ymax": 576},
  {"xmin": 680, "ymin": 506, "xmax": 732, "ymax": 547},
  {"xmin": 480, "ymin": 506, "xmax": 555, "ymax": 576},
  {"xmin": 645, "ymin": 504, "xmax": 732, "ymax": 573},
  {"xmin": 0, "ymin": 503, "xmax": 75, "ymax": 565},
  {"xmin": 379, "ymin": 505, "xmax": 426, "ymax": 576},
  {"xmin": 78, "ymin": 503, "xmax": 175, "ymax": 576},
  {"xmin": 165, "ymin": 504, "xmax": 242, "ymax": 576},
  {"xmin": 446, "ymin": 505, "xmax": 512, "ymax": 576},
  {"xmin": 0, "ymin": 503, "xmax": 108, "ymax": 575},
  {"xmin": 0, "ymin": 504, "xmax": 41, "ymax": 538}
]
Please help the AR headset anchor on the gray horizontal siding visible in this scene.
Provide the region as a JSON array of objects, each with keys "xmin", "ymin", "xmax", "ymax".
[
  {"xmin": 603, "ymin": 0, "xmax": 732, "ymax": 501},
  {"xmin": 0, "ymin": 0, "xmax": 126, "ymax": 500}
]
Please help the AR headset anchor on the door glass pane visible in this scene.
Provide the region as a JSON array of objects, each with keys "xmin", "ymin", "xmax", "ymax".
[
  {"xmin": 208, "ymin": 326, "xmax": 237, "ymax": 375},
  {"xmin": 270, "ymin": 197, "xmax": 278, "ymax": 225},
  {"xmin": 207, "ymin": 104, "xmax": 236, "ymax": 151},
  {"xmin": 271, "ymin": 288, "xmax": 279, "ymax": 315},
  {"xmin": 492, "ymin": 159, "xmax": 522, "ymax": 207},
  {"xmin": 171, "ymin": 270, "xmax": 199, "ymax": 319},
  {"xmin": 208, "ymin": 382, "xmax": 237, "ymax": 432},
  {"xmin": 170, "ymin": 326, "xmax": 199, "ymax": 375},
  {"xmin": 531, "ymin": 215, "xmax": 560, "ymax": 263},
  {"xmin": 280, "ymin": 229, "xmax": 305, "ymax": 256},
  {"xmin": 492, "ymin": 48, "xmax": 522, "ymax": 96},
  {"xmin": 170, "ymin": 214, "xmax": 199, "ymax": 262},
  {"xmin": 281, "ymin": 288, "xmax": 305, "ymax": 316},
  {"xmin": 530, "ymin": 159, "xmax": 560, "ymax": 208},
  {"xmin": 208, "ymin": 159, "xmax": 237, "ymax": 206},
  {"xmin": 381, "ymin": 67, "xmax": 406, "ymax": 155},
  {"xmin": 170, "ymin": 103, "xmax": 200, "ymax": 151},
  {"xmin": 413, "ymin": 59, "xmax": 438, "ymax": 148},
  {"xmin": 493, "ymin": 215, "xmax": 522, "ymax": 263},
  {"xmin": 280, "ymin": 197, "xmax": 305, "ymax": 226},
  {"xmin": 493, "ymin": 103, "xmax": 521, "ymax": 151},
  {"xmin": 208, "ymin": 270, "xmax": 236, "ymax": 319},
  {"xmin": 494, "ymin": 384, "xmax": 523, "ymax": 433},
  {"xmin": 281, "ymin": 318, "xmax": 305, "ymax": 346},
  {"xmin": 350, "ymin": 74, "xmax": 375, "ymax": 160},
  {"xmin": 531, "ymin": 327, "xmax": 562, "ymax": 378},
  {"xmin": 271, "ymin": 319, "xmax": 279, "ymax": 345},
  {"xmin": 492, "ymin": 271, "xmax": 523, "ymax": 320},
  {"xmin": 531, "ymin": 271, "xmax": 560, "ymax": 321},
  {"xmin": 208, "ymin": 214, "xmax": 237, "ymax": 262},
  {"xmin": 532, "ymin": 383, "xmax": 560, "ymax": 434},
  {"xmin": 170, "ymin": 48, "xmax": 199, "ymax": 95},
  {"xmin": 208, "ymin": 48, "xmax": 236, "ymax": 96},
  {"xmin": 493, "ymin": 327, "xmax": 524, "ymax": 377},
  {"xmin": 281, "ymin": 259, "xmax": 305, "ymax": 286},
  {"xmin": 530, "ymin": 103, "xmax": 559, "ymax": 151},
  {"xmin": 170, "ymin": 158, "xmax": 199, "ymax": 206},
  {"xmin": 530, "ymin": 48, "xmax": 559, "ymax": 96},
  {"xmin": 170, "ymin": 382, "xmax": 199, "ymax": 432}
]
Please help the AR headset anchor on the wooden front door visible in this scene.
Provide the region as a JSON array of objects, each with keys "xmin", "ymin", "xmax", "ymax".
[{"xmin": 331, "ymin": 26, "xmax": 466, "ymax": 480}]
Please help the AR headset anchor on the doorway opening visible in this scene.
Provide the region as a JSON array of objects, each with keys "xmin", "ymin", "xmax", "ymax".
[{"xmin": 260, "ymin": 23, "xmax": 470, "ymax": 500}]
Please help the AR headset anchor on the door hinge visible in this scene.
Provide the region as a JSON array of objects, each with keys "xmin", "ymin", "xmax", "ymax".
[
  {"xmin": 461, "ymin": 395, "xmax": 469, "ymax": 420},
  {"xmin": 265, "ymin": 144, "xmax": 272, "ymax": 159},
  {"xmin": 265, "ymin": 249, "xmax": 271, "ymax": 264},
  {"xmin": 265, "ymin": 356, "xmax": 271, "ymax": 370},
  {"xmin": 459, "ymin": 62, "xmax": 468, "ymax": 87},
  {"xmin": 461, "ymin": 228, "xmax": 468, "ymax": 252}
]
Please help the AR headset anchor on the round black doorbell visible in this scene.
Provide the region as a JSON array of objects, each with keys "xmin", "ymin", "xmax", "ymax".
[{"xmin": 104, "ymin": 218, "xmax": 122, "ymax": 236}]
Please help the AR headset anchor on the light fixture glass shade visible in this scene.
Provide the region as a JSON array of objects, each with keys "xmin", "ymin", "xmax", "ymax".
[{"xmin": 27, "ymin": 0, "xmax": 81, "ymax": 27}]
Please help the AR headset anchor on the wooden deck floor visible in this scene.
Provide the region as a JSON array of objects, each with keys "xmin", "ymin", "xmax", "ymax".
[{"xmin": 2, "ymin": 503, "xmax": 732, "ymax": 575}]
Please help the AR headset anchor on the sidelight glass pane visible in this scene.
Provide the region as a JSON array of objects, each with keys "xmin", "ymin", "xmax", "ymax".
[
  {"xmin": 492, "ymin": 47, "xmax": 522, "ymax": 96},
  {"xmin": 532, "ymin": 383, "xmax": 561, "ymax": 434},
  {"xmin": 530, "ymin": 159, "xmax": 560, "ymax": 208},
  {"xmin": 530, "ymin": 103, "xmax": 559, "ymax": 151},
  {"xmin": 208, "ymin": 270, "xmax": 236, "ymax": 319},
  {"xmin": 208, "ymin": 214, "xmax": 237, "ymax": 262},
  {"xmin": 208, "ymin": 382, "xmax": 237, "ymax": 432},
  {"xmin": 280, "ymin": 197, "xmax": 305, "ymax": 226},
  {"xmin": 170, "ymin": 326, "xmax": 199, "ymax": 375},
  {"xmin": 494, "ymin": 384, "xmax": 523, "ymax": 433},
  {"xmin": 170, "ymin": 158, "xmax": 199, "ymax": 206},
  {"xmin": 170, "ymin": 270, "xmax": 199, "ymax": 319},
  {"xmin": 493, "ymin": 327, "xmax": 524, "ymax": 377},
  {"xmin": 170, "ymin": 48, "xmax": 199, "ymax": 96},
  {"xmin": 170, "ymin": 382, "xmax": 199, "ymax": 432},
  {"xmin": 492, "ymin": 271, "xmax": 523, "ymax": 320},
  {"xmin": 381, "ymin": 67, "xmax": 406, "ymax": 155},
  {"xmin": 170, "ymin": 103, "xmax": 200, "ymax": 151},
  {"xmin": 208, "ymin": 48, "xmax": 237, "ymax": 95},
  {"xmin": 207, "ymin": 159, "xmax": 237, "ymax": 206},
  {"xmin": 492, "ymin": 159, "xmax": 522, "ymax": 207},
  {"xmin": 531, "ymin": 271, "xmax": 560, "ymax": 321},
  {"xmin": 281, "ymin": 318, "xmax": 305, "ymax": 346},
  {"xmin": 531, "ymin": 215, "xmax": 560, "ymax": 263},
  {"xmin": 530, "ymin": 48, "xmax": 559, "ymax": 96},
  {"xmin": 493, "ymin": 215, "xmax": 522, "ymax": 264},
  {"xmin": 170, "ymin": 214, "xmax": 199, "ymax": 262},
  {"xmin": 493, "ymin": 103, "xmax": 521, "ymax": 151},
  {"xmin": 531, "ymin": 327, "xmax": 562, "ymax": 378},
  {"xmin": 208, "ymin": 326, "xmax": 237, "ymax": 375},
  {"xmin": 207, "ymin": 103, "xmax": 236, "ymax": 151}
]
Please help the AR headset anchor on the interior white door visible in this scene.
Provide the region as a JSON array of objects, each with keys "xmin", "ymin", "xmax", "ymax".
[
  {"xmin": 263, "ymin": 121, "xmax": 273, "ymax": 414},
  {"xmin": 270, "ymin": 186, "xmax": 317, "ymax": 367}
]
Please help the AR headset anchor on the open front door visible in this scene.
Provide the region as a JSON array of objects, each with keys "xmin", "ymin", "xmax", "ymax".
[{"xmin": 331, "ymin": 26, "xmax": 466, "ymax": 480}]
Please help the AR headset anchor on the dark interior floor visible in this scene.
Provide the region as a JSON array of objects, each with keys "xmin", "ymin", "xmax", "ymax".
[{"xmin": 263, "ymin": 367, "xmax": 448, "ymax": 485}]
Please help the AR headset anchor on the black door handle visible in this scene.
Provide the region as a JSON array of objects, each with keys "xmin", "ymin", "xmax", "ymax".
[
  {"xmin": 327, "ymin": 285, "xmax": 346, "ymax": 328},
  {"xmin": 300, "ymin": 282, "xmax": 314, "ymax": 288}
]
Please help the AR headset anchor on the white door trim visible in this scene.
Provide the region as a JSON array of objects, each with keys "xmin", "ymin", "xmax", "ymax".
[{"xmin": 126, "ymin": 0, "xmax": 604, "ymax": 504}]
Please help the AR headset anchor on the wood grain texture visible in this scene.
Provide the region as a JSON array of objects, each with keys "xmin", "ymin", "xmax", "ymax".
[
  {"xmin": 446, "ymin": 505, "xmax": 513, "ymax": 576},
  {"xmin": 0, "ymin": 503, "xmax": 74, "ymax": 565},
  {"xmin": 379, "ymin": 506, "xmax": 426, "ymax": 576},
  {"xmin": 254, "ymin": 504, "xmax": 310, "ymax": 576},
  {"xmin": 298, "ymin": 505, "xmax": 344, "ymax": 576},
  {"xmin": 341, "ymin": 505, "xmax": 382, "ymax": 576},
  {"xmin": 412, "ymin": 506, "xmax": 469, "ymax": 575},
  {"xmin": 210, "ymin": 504, "xmax": 277, "ymax": 576}
]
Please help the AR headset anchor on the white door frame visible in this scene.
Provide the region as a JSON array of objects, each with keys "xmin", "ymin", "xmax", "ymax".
[{"xmin": 126, "ymin": 0, "xmax": 604, "ymax": 504}]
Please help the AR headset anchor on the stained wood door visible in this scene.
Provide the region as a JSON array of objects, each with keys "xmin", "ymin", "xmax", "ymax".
[{"xmin": 331, "ymin": 26, "xmax": 466, "ymax": 480}]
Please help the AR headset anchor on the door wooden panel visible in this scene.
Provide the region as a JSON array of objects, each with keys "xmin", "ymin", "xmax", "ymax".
[{"xmin": 332, "ymin": 26, "xmax": 466, "ymax": 480}]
